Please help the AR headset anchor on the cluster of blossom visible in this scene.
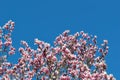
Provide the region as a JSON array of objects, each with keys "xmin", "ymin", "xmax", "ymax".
[
  {"xmin": 0, "ymin": 20, "xmax": 15, "ymax": 79},
  {"xmin": 0, "ymin": 21, "xmax": 115, "ymax": 80}
]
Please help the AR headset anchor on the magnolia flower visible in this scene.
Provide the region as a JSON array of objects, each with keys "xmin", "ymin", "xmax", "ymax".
[
  {"xmin": 41, "ymin": 67, "xmax": 49, "ymax": 75},
  {"xmin": 60, "ymin": 75, "xmax": 71, "ymax": 80}
]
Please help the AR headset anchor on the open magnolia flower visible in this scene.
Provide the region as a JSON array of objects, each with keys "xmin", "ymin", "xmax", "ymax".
[{"xmin": 0, "ymin": 20, "xmax": 115, "ymax": 80}]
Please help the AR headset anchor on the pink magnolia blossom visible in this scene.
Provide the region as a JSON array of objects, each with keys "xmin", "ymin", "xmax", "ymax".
[
  {"xmin": 60, "ymin": 75, "xmax": 70, "ymax": 80},
  {"xmin": 0, "ymin": 21, "xmax": 116, "ymax": 80}
]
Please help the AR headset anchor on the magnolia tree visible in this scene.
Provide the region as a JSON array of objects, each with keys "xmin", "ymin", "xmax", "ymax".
[{"xmin": 0, "ymin": 20, "xmax": 115, "ymax": 80}]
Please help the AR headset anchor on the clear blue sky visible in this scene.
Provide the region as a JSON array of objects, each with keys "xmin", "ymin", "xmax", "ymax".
[{"xmin": 0, "ymin": 0, "xmax": 120, "ymax": 79}]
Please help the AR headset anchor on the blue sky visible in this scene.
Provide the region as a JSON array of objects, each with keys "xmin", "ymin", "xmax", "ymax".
[{"xmin": 0, "ymin": 0, "xmax": 120, "ymax": 79}]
